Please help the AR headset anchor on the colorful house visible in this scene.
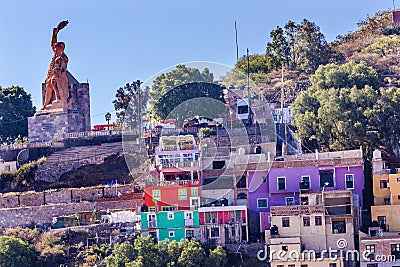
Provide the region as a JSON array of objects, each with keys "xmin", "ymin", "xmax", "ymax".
[
  {"xmin": 138, "ymin": 210, "xmax": 200, "ymax": 242},
  {"xmin": 235, "ymin": 148, "xmax": 365, "ymax": 233},
  {"xmin": 371, "ymin": 149, "xmax": 400, "ymax": 232},
  {"xmin": 198, "ymin": 205, "xmax": 248, "ymax": 247},
  {"xmin": 267, "ymin": 190, "xmax": 359, "ymax": 267}
]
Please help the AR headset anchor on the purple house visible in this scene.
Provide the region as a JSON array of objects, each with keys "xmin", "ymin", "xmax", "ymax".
[{"xmin": 243, "ymin": 149, "xmax": 364, "ymax": 232}]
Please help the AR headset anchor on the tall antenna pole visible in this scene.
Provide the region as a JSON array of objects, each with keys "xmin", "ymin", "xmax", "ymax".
[
  {"xmin": 247, "ymin": 48, "xmax": 252, "ymax": 125},
  {"xmin": 235, "ymin": 21, "xmax": 239, "ymax": 62},
  {"xmin": 394, "ymin": 0, "xmax": 396, "ymax": 10},
  {"xmin": 280, "ymin": 66, "xmax": 284, "ymax": 122}
]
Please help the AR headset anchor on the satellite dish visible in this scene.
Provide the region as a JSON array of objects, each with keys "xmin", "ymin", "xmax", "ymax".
[{"xmin": 17, "ymin": 149, "xmax": 29, "ymax": 168}]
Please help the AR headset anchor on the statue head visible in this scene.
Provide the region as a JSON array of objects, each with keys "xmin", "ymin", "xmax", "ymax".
[{"xmin": 54, "ymin": 42, "xmax": 65, "ymax": 55}]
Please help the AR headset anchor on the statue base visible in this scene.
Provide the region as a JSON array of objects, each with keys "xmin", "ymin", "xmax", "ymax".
[{"xmin": 28, "ymin": 111, "xmax": 88, "ymax": 142}]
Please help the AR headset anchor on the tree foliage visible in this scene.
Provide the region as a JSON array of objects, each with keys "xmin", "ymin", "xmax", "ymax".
[
  {"xmin": 150, "ymin": 65, "xmax": 213, "ymax": 103},
  {"xmin": 103, "ymin": 237, "xmax": 227, "ymax": 267},
  {"xmin": 113, "ymin": 80, "xmax": 150, "ymax": 126},
  {"xmin": 265, "ymin": 19, "xmax": 330, "ymax": 73},
  {"xmin": 0, "ymin": 86, "xmax": 36, "ymax": 144},
  {"xmin": 0, "ymin": 236, "xmax": 35, "ymax": 267},
  {"xmin": 293, "ymin": 60, "xmax": 400, "ymax": 155},
  {"xmin": 149, "ymin": 65, "xmax": 223, "ymax": 120}
]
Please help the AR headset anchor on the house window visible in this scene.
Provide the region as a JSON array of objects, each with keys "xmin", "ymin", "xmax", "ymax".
[
  {"xmin": 211, "ymin": 228, "xmax": 219, "ymax": 237},
  {"xmin": 286, "ymin": 197, "xmax": 295, "ymax": 206},
  {"xmin": 212, "ymin": 160, "xmax": 225, "ymax": 169},
  {"xmin": 232, "ymin": 227, "xmax": 236, "ymax": 237},
  {"xmin": 397, "ymin": 177, "xmax": 400, "ymax": 182},
  {"xmin": 366, "ymin": 245, "xmax": 375, "ymax": 253},
  {"xmin": 398, "ymin": 195, "xmax": 400, "ymax": 200},
  {"xmin": 332, "ymin": 219, "xmax": 346, "ymax": 234},
  {"xmin": 186, "ymin": 230, "xmax": 194, "ymax": 239},
  {"xmin": 366, "ymin": 264, "xmax": 378, "ymax": 267},
  {"xmin": 345, "ymin": 174, "xmax": 354, "ymax": 189},
  {"xmin": 237, "ymin": 105, "xmax": 249, "ymax": 114},
  {"xmin": 377, "ymin": 216, "xmax": 386, "ymax": 226},
  {"xmin": 384, "ymin": 198, "xmax": 391, "ymax": 205},
  {"xmin": 282, "ymin": 217, "xmax": 290, "ymax": 227},
  {"xmin": 152, "ymin": 190, "xmax": 161, "ymax": 201},
  {"xmin": 288, "ymin": 265, "xmax": 295, "ymax": 267},
  {"xmin": 169, "ymin": 231, "xmax": 175, "ymax": 237},
  {"xmin": 178, "ymin": 188, "xmax": 187, "ymax": 200},
  {"xmin": 380, "ymin": 180, "xmax": 388, "ymax": 188},
  {"xmin": 329, "ymin": 264, "xmax": 337, "ymax": 267},
  {"xmin": 315, "ymin": 216, "xmax": 322, "ymax": 226},
  {"xmin": 205, "ymin": 212, "xmax": 218, "ymax": 224},
  {"xmin": 391, "ymin": 244, "xmax": 400, "ymax": 259},
  {"xmin": 257, "ymin": 198, "xmax": 268, "ymax": 208},
  {"xmin": 191, "ymin": 188, "xmax": 198, "ymax": 197},
  {"xmin": 303, "ymin": 216, "xmax": 310, "ymax": 227},
  {"xmin": 149, "ymin": 206, "xmax": 156, "ymax": 212},
  {"xmin": 282, "ymin": 245, "xmax": 288, "ymax": 251},
  {"xmin": 301, "ymin": 196, "xmax": 309, "ymax": 205},
  {"xmin": 320, "ymin": 171, "xmax": 334, "ymax": 187},
  {"xmin": 301, "ymin": 265, "xmax": 308, "ymax": 267},
  {"xmin": 237, "ymin": 176, "xmax": 247, "ymax": 188},
  {"xmin": 168, "ymin": 212, "xmax": 174, "ymax": 220},
  {"xmin": 277, "ymin": 177, "xmax": 286, "ymax": 190},
  {"xmin": 300, "ymin": 176, "xmax": 310, "ymax": 189},
  {"xmin": 162, "ymin": 206, "xmax": 175, "ymax": 211}
]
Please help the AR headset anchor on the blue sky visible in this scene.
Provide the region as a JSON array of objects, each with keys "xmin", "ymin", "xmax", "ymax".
[{"xmin": 0, "ymin": 0, "xmax": 392, "ymax": 126}]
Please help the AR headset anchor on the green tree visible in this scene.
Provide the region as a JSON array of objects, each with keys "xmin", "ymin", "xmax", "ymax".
[
  {"xmin": 133, "ymin": 236, "xmax": 163, "ymax": 267},
  {"xmin": 293, "ymin": 61, "xmax": 381, "ymax": 152},
  {"xmin": 113, "ymin": 81, "xmax": 150, "ymax": 127},
  {"xmin": 309, "ymin": 61, "xmax": 380, "ymax": 91},
  {"xmin": 265, "ymin": 19, "xmax": 330, "ymax": 73},
  {"xmin": 0, "ymin": 86, "xmax": 36, "ymax": 144},
  {"xmin": 206, "ymin": 246, "xmax": 228, "ymax": 267},
  {"xmin": 0, "ymin": 236, "xmax": 36, "ymax": 267},
  {"xmin": 149, "ymin": 64, "xmax": 214, "ymax": 106},
  {"xmin": 177, "ymin": 239, "xmax": 206, "ymax": 267},
  {"xmin": 105, "ymin": 242, "xmax": 136, "ymax": 267},
  {"xmin": 151, "ymin": 81, "xmax": 225, "ymax": 121}
]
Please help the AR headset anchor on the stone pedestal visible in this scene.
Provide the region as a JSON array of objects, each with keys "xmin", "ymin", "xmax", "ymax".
[
  {"xmin": 28, "ymin": 71, "xmax": 91, "ymax": 142},
  {"xmin": 28, "ymin": 112, "xmax": 87, "ymax": 142}
]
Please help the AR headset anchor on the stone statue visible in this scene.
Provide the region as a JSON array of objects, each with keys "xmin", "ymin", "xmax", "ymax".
[{"xmin": 42, "ymin": 20, "xmax": 69, "ymax": 110}]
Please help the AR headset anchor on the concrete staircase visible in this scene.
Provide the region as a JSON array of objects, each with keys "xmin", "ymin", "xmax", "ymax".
[{"xmin": 36, "ymin": 142, "xmax": 123, "ymax": 182}]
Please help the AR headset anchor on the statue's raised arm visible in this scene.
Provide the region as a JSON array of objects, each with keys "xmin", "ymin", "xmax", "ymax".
[
  {"xmin": 42, "ymin": 20, "xmax": 70, "ymax": 111},
  {"xmin": 51, "ymin": 20, "xmax": 68, "ymax": 52}
]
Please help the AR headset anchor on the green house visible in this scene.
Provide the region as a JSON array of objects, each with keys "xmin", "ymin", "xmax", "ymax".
[{"xmin": 139, "ymin": 210, "xmax": 200, "ymax": 242}]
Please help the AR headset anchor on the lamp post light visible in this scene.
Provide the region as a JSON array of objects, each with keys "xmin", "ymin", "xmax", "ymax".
[{"xmin": 105, "ymin": 112, "xmax": 111, "ymax": 130}]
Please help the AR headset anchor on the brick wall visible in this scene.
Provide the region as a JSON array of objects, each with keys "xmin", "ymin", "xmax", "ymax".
[{"xmin": 45, "ymin": 189, "xmax": 72, "ymax": 204}]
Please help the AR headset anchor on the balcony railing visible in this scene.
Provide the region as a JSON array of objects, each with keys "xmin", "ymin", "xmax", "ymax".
[
  {"xmin": 159, "ymin": 179, "xmax": 199, "ymax": 186},
  {"xmin": 185, "ymin": 219, "xmax": 194, "ymax": 227},
  {"xmin": 159, "ymin": 161, "xmax": 200, "ymax": 169},
  {"xmin": 270, "ymin": 205, "xmax": 324, "ymax": 216},
  {"xmin": 148, "ymin": 220, "xmax": 157, "ymax": 228}
]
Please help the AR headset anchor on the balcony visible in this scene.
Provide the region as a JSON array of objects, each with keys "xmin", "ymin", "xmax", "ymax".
[
  {"xmin": 159, "ymin": 179, "xmax": 199, "ymax": 186},
  {"xmin": 270, "ymin": 205, "xmax": 324, "ymax": 216},
  {"xmin": 148, "ymin": 220, "xmax": 157, "ymax": 228},
  {"xmin": 159, "ymin": 161, "xmax": 200, "ymax": 169},
  {"xmin": 185, "ymin": 219, "xmax": 194, "ymax": 227}
]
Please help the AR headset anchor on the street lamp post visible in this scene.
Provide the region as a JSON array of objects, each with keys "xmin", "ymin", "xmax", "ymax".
[{"xmin": 105, "ymin": 112, "xmax": 111, "ymax": 130}]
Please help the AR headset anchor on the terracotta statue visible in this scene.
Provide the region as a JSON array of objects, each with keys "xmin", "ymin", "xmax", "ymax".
[{"xmin": 42, "ymin": 20, "xmax": 69, "ymax": 110}]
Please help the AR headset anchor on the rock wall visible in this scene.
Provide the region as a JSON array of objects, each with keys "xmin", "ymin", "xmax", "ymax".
[{"xmin": 0, "ymin": 198, "xmax": 141, "ymax": 228}]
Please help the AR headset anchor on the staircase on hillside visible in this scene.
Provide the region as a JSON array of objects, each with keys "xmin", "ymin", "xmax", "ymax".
[{"xmin": 35, "ymin": 142, "xmax": 123, "ymax": 182}]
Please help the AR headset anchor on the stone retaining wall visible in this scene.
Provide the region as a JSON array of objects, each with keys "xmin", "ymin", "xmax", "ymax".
[{"xmin": 0, "ymin": 197, "xmax": 141, "ymax": 228}]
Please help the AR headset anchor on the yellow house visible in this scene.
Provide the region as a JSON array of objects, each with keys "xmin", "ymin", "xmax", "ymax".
[{"xmin": 371, "ymin": 149, "xmax": 400, "ymax": 231}]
